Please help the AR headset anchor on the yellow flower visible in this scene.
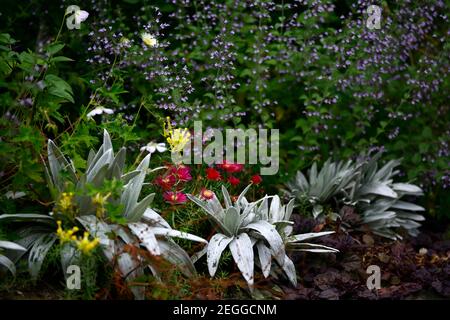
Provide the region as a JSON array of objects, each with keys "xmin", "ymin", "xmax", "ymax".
[
  {"xmin": 58, "ymin": 192, "xmax": 75, "ymax": 214},
  {"xmin": 76, "ymin": 232, "xmax": 100, "ymax": 255},
  {"xmin": 56, "ymin": 220, "xmax": 79, "ymax": 243},
  {"xmin": 141, "ymin": 32, "xmax": 158, "ymax": 47},
  {"xmin": 92, "ymin": 192, "xmax": 110, "ymax": 218},
  {"xmin": 163, "ymin": 117, "xmax": 191, "ymax": 153},
  {"xmin": 56, "ymin": 222, "xmax": 99, "ymax": 255}
]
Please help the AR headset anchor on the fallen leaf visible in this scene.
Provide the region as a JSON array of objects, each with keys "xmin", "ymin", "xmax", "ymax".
[{"xmin": 363, "ymin": 234, "xmax": 374, "ymax": 246}]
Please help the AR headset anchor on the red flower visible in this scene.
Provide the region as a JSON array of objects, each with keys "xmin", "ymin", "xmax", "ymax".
[
  {"xmin": 217, "ymin": 160, "xmax": 244, "ymax": 173},
  {"xmin": 169, "ymin": 165, "xmax": 192, "ymax": 182},
  {"xmin": 163, "ymin": 191, "xmax": 187, "ymax": 205},
  {"xmin": 155, "ymin": 175, "xmax": 176, "ymax": 190},
  {"xmin": 227, "ymin": 176, "xmax": 240, "ymax": 186},
  {"xmin": 206, "ymin": 168, "xmax": 221, "ymax": 181},
  {"xmin": 250, "ymin": 174, "xmax": 262, "ymax": 185},
  {"xmin": 200, "ymin": 188, "xmax": 215, "ymax": 200}
]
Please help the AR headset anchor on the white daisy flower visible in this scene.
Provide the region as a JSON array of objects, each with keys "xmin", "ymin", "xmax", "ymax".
[
  {"xmin": 141, "ymin": 32, "xmax": 158, "ymax": 47},
  {"xmin": 140, "ymin": 141, "xmax": 167, "ymax": 154},
  {"xmin": 86, "ymin": 107, "xmax": 114, "ymax": 119}
]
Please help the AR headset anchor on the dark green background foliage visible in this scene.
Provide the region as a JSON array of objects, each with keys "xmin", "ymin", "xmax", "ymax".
[{"xmin": 0, "ymin": 0, "xmax": 448, "ymax": 216}]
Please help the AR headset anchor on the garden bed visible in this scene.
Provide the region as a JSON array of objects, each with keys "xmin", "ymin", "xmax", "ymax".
[{"xmin": 0, "ymin": 0, "xmax": 448, "ymax": 302}]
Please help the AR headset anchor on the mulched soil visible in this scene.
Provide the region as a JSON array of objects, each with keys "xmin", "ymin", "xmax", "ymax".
[{"xmin": 277, "ymin": 212, "xmax": 450, "ymax": 300}]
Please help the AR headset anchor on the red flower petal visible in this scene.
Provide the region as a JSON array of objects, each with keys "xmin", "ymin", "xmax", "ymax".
[
  {"xmin": 206, "ymin": 168, "xmax": 221, "ymax": 181},
  {"xmin": 250, "ymin": 174, "xmax": 262, "ymax": 185},
  {"xmin": 228, "ymin": 176, "xmax": 240, "ymax": 186}
]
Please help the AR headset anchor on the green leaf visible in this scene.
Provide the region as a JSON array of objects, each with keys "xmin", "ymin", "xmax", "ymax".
[
  {"xmin": 50, "ymin": 56, "xmax": 74, "ymax": 63},
  {"xmin": 46, "ymin": 43, "xmax": 65, "ymax": 55},
  {"xmin": 44, "ymin": 74, "xmax": 74, "ymax": 103},
  {"xmin": 0, "ymin": 33, "xmax": 16, "ymax": 45}
]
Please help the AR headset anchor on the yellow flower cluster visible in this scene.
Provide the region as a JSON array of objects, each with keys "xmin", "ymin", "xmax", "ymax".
[
  {"xmin": 76, "ymin": 232, "xmax": 100, "ymax": 255},
  {"xmin": 56, "ymin": 220, "xmax": 79, "ymax": 243},
  {"xmin": 56, "ymin": 221, "xmax": 100, "ymax": 255},
  {"xmin": 163, "ymin": 117, "xmax": 191, "ymax": 153},
  {"xmin": 57, "ymin": 192, "xmax": 76, "ymax": 215},
  {"xmin": 92, "ymin": 192, "xmax": 110, "ymax": 218}
]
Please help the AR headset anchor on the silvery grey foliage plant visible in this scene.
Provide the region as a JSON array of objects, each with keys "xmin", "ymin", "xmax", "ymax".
[
  {"xmin": 0, "ymin": 240, "xmax": 26, "ymax": 275},
  {"xmin": 188, "ymin": 186, "xmax": 337, "ymax": 287},
  {"xmin": 0, "ymin": 130, "xmax": 206, "ymax": 299},
  {"xmin": 255, "ymin": 195, "xmax": 338, "ymax": 286},
  {"xmin": 285, "ymin": 151, "xmax": 425, "ymax": 240},
  {"xmin": 284, "ymin": 159, "xmax": 358, "ymax": 218},
  {"xmin": 348, "ymin": 152, "xmax": 425, "ymax": 240}
]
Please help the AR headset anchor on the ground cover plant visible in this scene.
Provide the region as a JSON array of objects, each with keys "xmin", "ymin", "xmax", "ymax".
[{"xmin": 0, "ymin": 0, "xmax": 448, "ymax": 300}]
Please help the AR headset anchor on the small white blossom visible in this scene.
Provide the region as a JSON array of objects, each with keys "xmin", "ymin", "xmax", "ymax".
[
  {"xmin": 86, "ymin": 107, "xmax": 114, "ymax": 119},
  {"xmin": 74, "ymin": 9, "xmax": 89, "ymax": 25},
  {"xmin": 141, "ymin": 32, "xmax": 158, "ymax": 47},
  {"xmin": 140, "ymin": 142, "xmax": 167, "ymax": 154},
  {"xmin": 66, "ymin": 5, "xmax": 89, "ymax": 30},
  {"xmin": 5, "ymin": 191, "xmax": 26, "ymax": 199}
]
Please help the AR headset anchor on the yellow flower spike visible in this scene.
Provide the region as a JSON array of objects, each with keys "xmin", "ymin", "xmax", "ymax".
[
  {"xmin": 56, "ymin": 220, "xmax": 63, "ymax": 234},
  {"xmin": 56, "ymin": 192, "xmax": 77, "ymax": 217},
  {"xmin": 92, "ymin": 192, "xmax": 110, "ymax": 218},
  {"xmin": 55, "ymin": 222, "xmax": 99, "ymax": 254},
  {"xmin": 163, "ymin": 116, "xmax": 173, "ymax": 138},
  {"xmin": 163, "ymin": 117, "xmax": 191, "ymax": 153},
  {"xmin": 75, "ymin": 232, "xmax": 100, "ymax": 255},
  {"xmin": 55, "ymin": 221, "xmax": 80, "ymax": 244}
]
